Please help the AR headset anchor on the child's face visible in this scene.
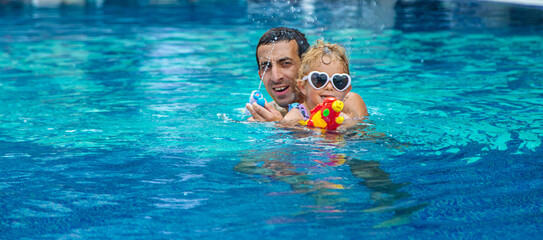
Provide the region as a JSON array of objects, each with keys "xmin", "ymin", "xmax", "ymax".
[{"xmin": 298, "ymin": 59, "xmax": 352, "ymax": 109}]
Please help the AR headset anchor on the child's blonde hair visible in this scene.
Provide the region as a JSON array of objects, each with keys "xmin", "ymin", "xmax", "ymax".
[
  {"xmin": 298, "ymin": 39, "xmax": 350, "ymax": 79},
  {"xmin": 294, "ymin": 40, "xmax": 350, "ymax": 103}
]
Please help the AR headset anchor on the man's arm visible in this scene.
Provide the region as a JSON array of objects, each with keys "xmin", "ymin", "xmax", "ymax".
[{"xmin": 246, "ymin": 101, "xmax": 284, "ymax": 122}]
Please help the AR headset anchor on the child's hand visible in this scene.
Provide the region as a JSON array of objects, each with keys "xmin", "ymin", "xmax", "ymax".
[
  {"xmin": 340, "ymin": 112, "xmax": 351, "ymax": 120},
  {"xmin": 246, "ymin": 102, "xmax": 283, "ymax": 122}
]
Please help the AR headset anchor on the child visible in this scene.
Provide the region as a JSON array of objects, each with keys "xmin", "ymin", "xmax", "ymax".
[{"xmin": 282, "ymin": 40, "xmax": 368, "ymax": 126}]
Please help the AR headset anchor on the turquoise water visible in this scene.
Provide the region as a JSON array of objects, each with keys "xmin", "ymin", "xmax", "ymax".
[{"xmin": 1, "ymin": 0, "xmax": 543, "ymax": 239}]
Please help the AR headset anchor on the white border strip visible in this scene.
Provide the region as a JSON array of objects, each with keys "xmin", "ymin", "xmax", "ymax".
[{"xmin": 480, "ymin": 0, "xmax": 543, "ymax": 6}]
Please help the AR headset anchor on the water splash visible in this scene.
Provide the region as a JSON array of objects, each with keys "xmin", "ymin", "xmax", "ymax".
[{"xmin": 258, "ymin": 39, "xmax": 277, "ymax": 91}]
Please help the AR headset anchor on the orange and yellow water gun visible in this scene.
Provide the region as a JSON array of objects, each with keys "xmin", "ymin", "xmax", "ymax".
[{"xmin": 301, "ymin": 97, "xmax": 344, "ymax": 130}]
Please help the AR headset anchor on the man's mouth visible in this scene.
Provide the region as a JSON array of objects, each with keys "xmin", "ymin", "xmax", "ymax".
[{"xmin": 273, "ymin": 86, "xmax": 289, "ymax": 93}]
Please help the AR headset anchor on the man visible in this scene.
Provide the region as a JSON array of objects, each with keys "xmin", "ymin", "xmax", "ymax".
[{"xmin": 246, "ymin": 27, "xmax": 368, "ymax": 122}]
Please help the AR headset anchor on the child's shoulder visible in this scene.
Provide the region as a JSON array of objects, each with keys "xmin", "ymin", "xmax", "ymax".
[
  {"xmin": 344, "ymin": 92, "xmax": 369, "ymax": 118},
  {"xmin": 344, "ymin": 92, "xmax": 361, "ymax": 101}
]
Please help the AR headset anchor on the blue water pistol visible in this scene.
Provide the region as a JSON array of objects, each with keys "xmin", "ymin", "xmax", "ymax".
[
  {"xmin": 245, "ymin": 90, "xmax": 266, "ymax": 114},
  {"xmin": 249, "ymin": 90, "xmax": 266, "ymax": 107}
]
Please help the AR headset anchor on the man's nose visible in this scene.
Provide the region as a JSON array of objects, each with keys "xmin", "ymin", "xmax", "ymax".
[{"xmin": 270, "ymin": 65, "xmax": 283, "ymax": 82}]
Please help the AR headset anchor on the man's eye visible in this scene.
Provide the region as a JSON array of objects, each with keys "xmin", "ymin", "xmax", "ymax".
[
  {"xmin": 282, "ymin": 62, "xmax": 293, "ymax": 67},
  {"xmin": 261, "ymin": 63, "xmax": 271, "ymax": 70}
]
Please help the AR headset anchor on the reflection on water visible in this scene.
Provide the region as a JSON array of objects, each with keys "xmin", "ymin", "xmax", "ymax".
[{"xmin": 234, "ymin": 128, "xmax": 426, "ymax": 228}]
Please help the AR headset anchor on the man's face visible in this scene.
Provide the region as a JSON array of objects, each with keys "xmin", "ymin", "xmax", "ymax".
[{"xmin": 257, "ymin": 40, "xmax": 301, "ymax": 108}]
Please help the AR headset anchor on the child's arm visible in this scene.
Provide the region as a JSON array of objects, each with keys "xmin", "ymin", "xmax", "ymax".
[
  {"xmin": 343, "ymin": 92, "xmax": 369, "ymax": 118},
  {"xmin": 280, "ymin": 107, "xmax": 304, "ymax": 126}
]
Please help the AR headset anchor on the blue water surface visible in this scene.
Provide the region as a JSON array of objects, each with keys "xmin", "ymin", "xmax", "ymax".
[{"xmin": 1, "ymin": 0, "xmax": 543, "ymax": 239}]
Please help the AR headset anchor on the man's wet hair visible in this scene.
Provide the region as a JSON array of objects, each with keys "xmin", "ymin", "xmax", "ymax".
[{"xmin": 256, "ymin": 27, "xmax": 310, "ymax": 68}]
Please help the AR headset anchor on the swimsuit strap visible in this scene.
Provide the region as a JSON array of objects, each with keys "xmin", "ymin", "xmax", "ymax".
[
  {"xmin": 298, "ymin": 104, "xmax": 310, "ymax": 120},
  {"xmin": 289, "ymin": 103, "xmax": 310, "ymax": 120},
  {"xmin": 288, "ymin": 103, "xmax": 299, "ymax": 111}
]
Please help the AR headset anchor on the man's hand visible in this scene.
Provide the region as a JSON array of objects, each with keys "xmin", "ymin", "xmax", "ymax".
[{"xmin": 246, "ymin": 102, "xmax": 284, "ymax": 122}]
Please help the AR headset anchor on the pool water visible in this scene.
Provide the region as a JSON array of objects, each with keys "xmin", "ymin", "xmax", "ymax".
[{"xmin": 1, "ymin": 0, "xmax": 542, "ymax": 239}]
